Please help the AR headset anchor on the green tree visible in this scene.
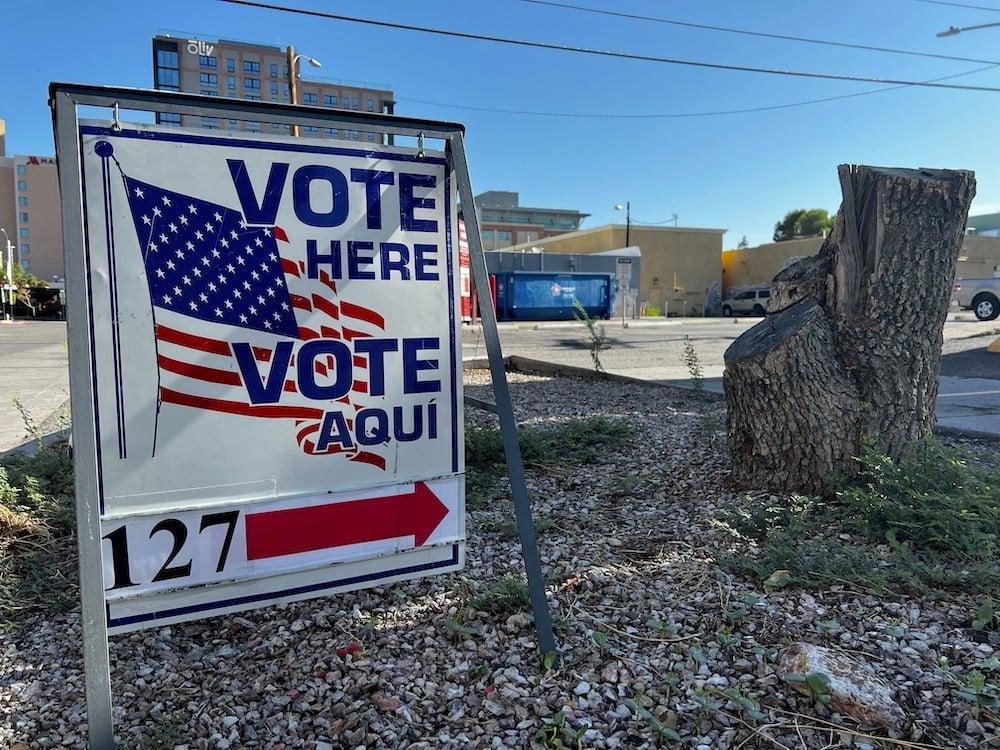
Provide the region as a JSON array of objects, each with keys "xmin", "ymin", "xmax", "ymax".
[
  {"xmin": 773, "ymin": 208, "xmax": 833, "ymax": 242},
  {"xmin": 737, "ymin": 235, "xmax": 750, "ymax": 249}
]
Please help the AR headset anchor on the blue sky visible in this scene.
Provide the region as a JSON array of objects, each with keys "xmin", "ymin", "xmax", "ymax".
[{"xmin": 2, "ymin": 0, "xmax": 1000, "ymax": 245}]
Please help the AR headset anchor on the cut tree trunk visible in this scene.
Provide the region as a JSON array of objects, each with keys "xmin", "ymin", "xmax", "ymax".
[{"xmin": 724, "ymin": 165, "xmax": 975, "ymax": 492}]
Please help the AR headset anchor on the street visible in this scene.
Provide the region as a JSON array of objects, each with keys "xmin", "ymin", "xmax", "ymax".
[
  {"xmin": 464, "ymin": 314, "xmax": 1000, "ymax": 438},
  {"xmin": 1, "ymin": 315, "xmax": 998, "ymax": 452}
]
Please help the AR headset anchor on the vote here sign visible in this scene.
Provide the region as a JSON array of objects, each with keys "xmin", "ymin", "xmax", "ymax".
[{"xmin": 74, "ymin": 122, "xmax": 464, "ymax": 633}]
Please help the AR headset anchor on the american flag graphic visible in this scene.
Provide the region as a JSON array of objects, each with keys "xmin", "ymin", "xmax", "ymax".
[{"xmin": 122, "ymin": 174, "xmax": 387, "ymax": 468}]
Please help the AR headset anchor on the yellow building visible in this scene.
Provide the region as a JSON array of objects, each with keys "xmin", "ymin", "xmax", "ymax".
[
  {"xmin": 505, "ymin": 223, "xmax": 727, "ymax": 314},
  {"xmin": 721, "ymin": 235, "xmax": 1000, "ymax": 296}
]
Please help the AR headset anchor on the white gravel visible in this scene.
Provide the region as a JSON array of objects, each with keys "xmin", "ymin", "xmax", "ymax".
[{"xmin": 2, "ymin": 370, "xmax": 999, "ymax": 748}]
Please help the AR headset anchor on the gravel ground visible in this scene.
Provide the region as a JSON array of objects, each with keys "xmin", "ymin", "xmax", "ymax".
[{"xmin": 2, "ymin": 371, "xmax": 1000, "ymax": 749}]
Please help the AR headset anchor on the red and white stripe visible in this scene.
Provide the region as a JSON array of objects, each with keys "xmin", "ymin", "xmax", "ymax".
[{"xmin": 153, "ymin": 231, "xmax": 388, "ymax": 468}]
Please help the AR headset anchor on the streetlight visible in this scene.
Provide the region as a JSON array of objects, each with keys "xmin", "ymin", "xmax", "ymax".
[
  {"xmin": 614, "ymin": 202, "xmax": 631, "ymax": 248},
  {"xmin": 936, "ymin": 22, "xmax": 1000, "ymax": 37},
  {"xmin": 285, "ymin": 45, "xmax": 322, "ymax": 137},
  {"xmin": 0, "ymin": 227, "xmax": 13, "ymax": 322}
]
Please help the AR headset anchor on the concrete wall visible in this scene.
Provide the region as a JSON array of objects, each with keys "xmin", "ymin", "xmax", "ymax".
[
  {"xmin": 507, "ymin": 224, "xmax": 725, "ymax": 315},
  {"xmin": 722, "ymin": 235, "xmax": 1000, "ymax": 296}
]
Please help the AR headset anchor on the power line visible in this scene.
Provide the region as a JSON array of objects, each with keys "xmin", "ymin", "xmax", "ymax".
[
  {"xmin": 396, "ymin": 62, "xmax": 1000, "ymax": 119},
  {"xmin": 911, "ymin": 0, "xmax": 1000, "ymax": 11},
  {"xmin": 217, "ymin": 0, "xmax": 1000, "ymax": 93},
  {"xmin": 516, "ymin": 0, "xmax": 1000, "ymax": 66}
]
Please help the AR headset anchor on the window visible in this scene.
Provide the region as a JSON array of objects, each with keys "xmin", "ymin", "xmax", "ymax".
[
  {"xmin": 324, "ymin": 94, "xmax": 338, "ymax": 106},
  {"xmin": 17, "ymin": 181, "xmax": 27, "ymax": 191},
  {"xmin": 19, "ymin": 259, "xmax": 30, "ymax": 272},
  {"xmin": 351, "ymin": 96, "xmax": 359, "ymax": 109},
  {"xmin": 19, "ymin": 228, "xmax": 28, "ymax": 239},
  {"xmin": 326, "ymin": 128, "xmax": 338, "ymax": 137},
  {"xmin": 227, "ymin": 57, "xmax": 235, "ymax": 72},
  {"xmin": 243, "ymin": 61, "xmax": 260, "ymax": 73},
  {"xmin": 302, "ymin": 92, "xmax": 318, "ymax": 104},
  {"xmin": 270, "ymin": 63, "xmax": 278, "ymax": 77},
  {"xmin": 154, "ymin": 42, "xmax": 180, "ymax": 90},
  {"xmin": 200, "ymin": 89, "xmax": 217, "ymax": 96},
  {"xmin": 229, "ymin": 119, "xmax": 239, "ymax": 130},
  {"xmin": 271, "ymin": 82, "xmax": 279, "ymax": 95},
  {"xmin": 245, "ymin": 78, "xmax": 261, "ymax": 90},
  {"xmin": 304, "ymin": 126, "xmax": 318, "ymax": 134},
  {"xmin": 227, "ymin": 75, "xmax": 236, "ymax": 90},
  {"xmin": 244, "ymin": 94, "xmax": 261, "ymax": 101},
  {"xmin": 759, "ymin": 290, "xmax": 771, "ymax": 298},
  {"xmin": 246, "ymin": 121, "xmax": 261, "ymax": 132},
  {"xmin": 367, "ymin": 98, "xmax": 374, "ymax": 112},
  {"xmin": 19, "ymin": 213, "xmax": 28, "ymax": 223},
  {"xmin": 19, "ymin": 243, "xmax": 29, "ymax": 255},
  {"xmin": 199, "ymin": 55, "xmax": 217, "ymax": 68},
  {"xmin": 160, "ymin": 113, "xmax": 182, "ymax": 126},
  {"xmin": 367, "ymin": 132, "xmax": 375, "ymax": 142},
  {"xmin": 201, "ymin": 117, "xmax": 219, "ymax": 128},
  {"xmin": 199, "ymin": 72, "xmax": 217, "ymax": 85},
  {"xmin": 16, "ymin": 164, "xmax": 26, "ymax": 175},
  {"xmin": 18, "ymin": 197, "xmax": 27, "ymax": 207}
]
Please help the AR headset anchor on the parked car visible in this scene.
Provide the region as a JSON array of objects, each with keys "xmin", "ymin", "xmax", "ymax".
[
  {"xmin": 721, "ymin": 287, "xmax": 770, "ymax": 317},
  {"xmin": 953, "ymin": 277, "xmax": 1000, "ymax": 321}
]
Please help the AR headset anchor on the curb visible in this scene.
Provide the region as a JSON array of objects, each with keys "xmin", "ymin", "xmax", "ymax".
[{"xmin": 466, "ymin": 356, "xmax": 1000, "ymax": 443}]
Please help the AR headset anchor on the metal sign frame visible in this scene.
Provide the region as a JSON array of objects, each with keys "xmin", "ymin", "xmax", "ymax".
[{"xmin": 49, "ymin": 82, "xmax": 555, "ymax": 749}]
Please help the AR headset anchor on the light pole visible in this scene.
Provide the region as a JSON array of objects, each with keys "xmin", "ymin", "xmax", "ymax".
[
  {"xmin": 614, "ymin": 202, "xmax": 631, "ymax": 248},
  {"xmin": 936, "ymin": 22, "xmax": 1000, "ymax": 37},
  {"xmin": 285, "ymin": 45, "xmax": 322, "ymax": 137},
  {"xmin": 0, "ymin": 227, "xmax": 13, "ymax": 322}
]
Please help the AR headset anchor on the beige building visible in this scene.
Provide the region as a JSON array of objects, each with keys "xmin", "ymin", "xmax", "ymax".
[
  {"xmin": 506, "ymin": 223, "xmax": 727, "ymax": 314},
  {"xmin": 722, "ymin": 235, "xmax": 1000, "ymax": 296},
  {"xmin": 152, "ymin": 35, "xmax": 395, "ymax": 144},
  {"xmin": 0, "ymin": 120, "xmax": 63, "ymax": 282}
]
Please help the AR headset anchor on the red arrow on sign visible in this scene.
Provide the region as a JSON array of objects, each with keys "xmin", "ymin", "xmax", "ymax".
[{"xmin": 244, "ymin": 481, "xmax": 449, "ymax": 560}]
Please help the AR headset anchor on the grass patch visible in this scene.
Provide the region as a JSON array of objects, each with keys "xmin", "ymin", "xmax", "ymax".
[
  {"xmin": 465, "ymin": 415, "xmax": 630, "ymax": 510},
  {"xmin": 471, "ymin": 576, "xmax": 531, "ymax": 614},
  {"xmin": 0, "ymin": 440, "xmax": 77, "ymax": 619},
  {"xmin": 716, "ymin": 439, "xmax": 1000, "ymax": 593}
]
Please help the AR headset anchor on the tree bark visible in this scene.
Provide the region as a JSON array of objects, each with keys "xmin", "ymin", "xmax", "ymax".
[{"xmin": 724, "ymin": 165, "xmax": 975, "ymax": 492}]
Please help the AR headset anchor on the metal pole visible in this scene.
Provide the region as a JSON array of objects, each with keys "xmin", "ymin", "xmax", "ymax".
[
  {"xmin": 625, "ymin": 201, "xmax": 630, "ymax": 249},
  {"xmin": 286, "ymin": 45, "xmax": 300, "ymax": 137},
  {"xmin": 51, "ymin": 90, "xmax": 115, "ymax": 749},
  {"xmin": 1, "ymin": 230, "xmax": 12, "ymax": 321},
  {"xmin": 449, "ymin": 134, "xmax": 557, "ymax": 658}
]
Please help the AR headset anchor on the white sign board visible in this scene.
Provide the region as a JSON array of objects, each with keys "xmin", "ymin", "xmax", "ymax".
[{"xmin": 75, "ymin": 122, "xmax": 464, "ymax": 633}]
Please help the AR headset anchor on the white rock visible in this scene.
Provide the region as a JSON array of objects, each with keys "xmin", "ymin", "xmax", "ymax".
[
  {"xmin": 574, "ymin": 681, "xmax": 591, "ymax": 696},
  {"xmin": 778, "ymin": 642, "xmax": 905, "ymax": 726}
]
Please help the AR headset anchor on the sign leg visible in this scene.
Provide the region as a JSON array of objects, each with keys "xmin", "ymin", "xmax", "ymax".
[
  {"xmin": 52, "ymin": 90, "xmax": 116, "ymax": 749},
  {"xmin": 449, "ymin": 135, "xmax": 557, "ymax": 656}
]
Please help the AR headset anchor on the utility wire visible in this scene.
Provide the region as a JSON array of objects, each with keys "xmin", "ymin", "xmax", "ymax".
[
  {"xmin": 398, "ymin": 63, "xmax": 1000, "ymax": 119},
  {"xmin": 516, "ymin": 0, "xmax": 1000, "ymax": 66},
  {"xmin": 218, "ymin": 0, "xmax": 1000, "ymax": 93},
  {"xmin": 911, "ymin": 0, "xmax": 1000, "ymax": 11}
]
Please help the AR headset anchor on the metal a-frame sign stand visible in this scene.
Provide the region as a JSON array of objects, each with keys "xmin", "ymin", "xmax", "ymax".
[{"xmin": 49, "ymin": 83, "xmax": 556, "ymax": 749}]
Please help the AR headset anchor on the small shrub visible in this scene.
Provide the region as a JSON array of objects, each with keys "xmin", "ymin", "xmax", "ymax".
[
  {"xmin": 683, "ymin": 335, "xmax": 705, "ymax": 397},
  {"xmin": 573, "ymin": 298, "xmax": 610, "ymax": 372},
  {"xmin": 839, "ymin": 439, "xmax": 1000, "ymax": 558},
  {"xmin": 716, "ymin": 439, "xmax": 1000, "ymax": 594},
  {"xmin": 0, "ymin": 440, "xmax": 77, "ymax": 619}
]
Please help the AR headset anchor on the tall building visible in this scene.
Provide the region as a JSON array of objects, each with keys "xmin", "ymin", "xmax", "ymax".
[
  {"xmin": 472, "ymin": 191, "xmax": 590, "ymax": 251},
  {"xmin": 151, "ymin": 34, "xmax": 395, "ymax": 144},
  {"xmin": 0, "ymin": 119, "xmax": 63, "ymax": 281}
]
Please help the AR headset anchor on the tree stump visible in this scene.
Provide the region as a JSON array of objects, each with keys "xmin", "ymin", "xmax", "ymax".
[{"xmin": 724, "ymin": 165, "xmax": 975, "ymax": 492}]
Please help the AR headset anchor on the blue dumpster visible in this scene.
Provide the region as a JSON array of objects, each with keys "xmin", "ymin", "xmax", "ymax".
[{"xmin": 493, "ymin": 271, "xmax": 613, "ymax": 321}]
